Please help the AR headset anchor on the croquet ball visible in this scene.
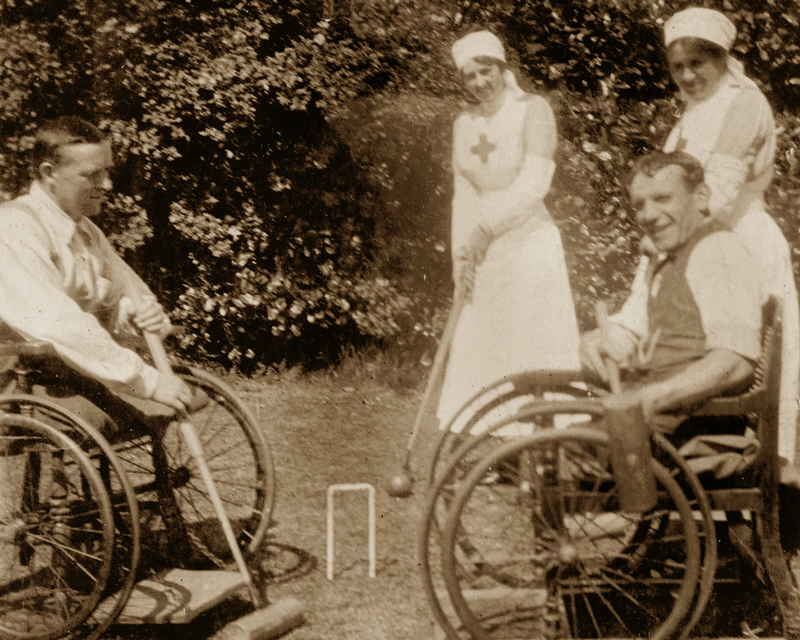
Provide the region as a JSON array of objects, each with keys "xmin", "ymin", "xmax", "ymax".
[{"xmin": 387, "ymin": 472, "xmax": 413, "ymax": 497}]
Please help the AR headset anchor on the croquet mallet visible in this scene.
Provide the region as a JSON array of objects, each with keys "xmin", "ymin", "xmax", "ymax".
[
  {"xmin": 387, "ymin": 277, "xmax": 468, "ymax": 498},
  {"xmin": 594, "ymin": 301, "xmax": 657, "ymax": 512},
  {"xmin": 144, "ymin": 331, "xmax": 304, "ymax": 640},
  {"xmin": 594, "ymin": 301, "xmax": 622, "ymax": 393}
]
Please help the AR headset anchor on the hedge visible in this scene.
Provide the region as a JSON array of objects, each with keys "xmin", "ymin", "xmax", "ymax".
[{"xmin": 1, "ymin": 0, "xmax": 799, "ymax": 370}]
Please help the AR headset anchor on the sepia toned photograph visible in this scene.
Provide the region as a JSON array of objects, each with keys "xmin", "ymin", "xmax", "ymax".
[{"xmin": 1, "ymin": 1, "xmax": 800, "ymax": 639}]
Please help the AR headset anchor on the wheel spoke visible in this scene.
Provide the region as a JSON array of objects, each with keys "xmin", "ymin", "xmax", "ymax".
[
  {"xmin": 180, "ymin": 478, "xmax": 260, "ymax": 514},
  {"xmin": 576, "ymin": 561, "xmax": 635, "ymax": 636},
  {"xmin": 0, "ymin": 414, "xmax": 115, "ymax": 639},
  {"xmin": 438, "ymin": 423, "xmax": 701, "ymax": 640}
]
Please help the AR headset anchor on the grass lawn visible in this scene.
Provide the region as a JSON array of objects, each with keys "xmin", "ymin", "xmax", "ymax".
[
  {"xmin": 101, "ymin": 361, "xmax": 800, "ymax": 640},
  {"xmin": 242, "ymin": 371, "xmax": 442, "ymax": 640},
  {"xmin": 109, "ymin": 366, "xmax": 444, "ymax": 640}
]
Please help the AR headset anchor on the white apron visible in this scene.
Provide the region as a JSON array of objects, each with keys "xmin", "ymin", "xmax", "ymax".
[{"xmin": 437, "ymin": 90, "xmax": 581, "ymax": 427}]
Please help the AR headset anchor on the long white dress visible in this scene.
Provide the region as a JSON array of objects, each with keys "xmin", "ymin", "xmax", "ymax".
[
  {"xmin": 662, "ymin": 67, "xmax": 800, "ymax": 462},
  {"xmin": 436, "ymin": 88, "xmax": 581, "ymax": 428}
]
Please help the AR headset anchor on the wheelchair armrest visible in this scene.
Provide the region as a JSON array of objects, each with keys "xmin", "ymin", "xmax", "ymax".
[
  {"xmin": 692, "ymin": 393, "xmax": 764, "ymax": 417},
  {"xmin": 0, "ymin": 341, "xmax": 55, "ymax": 358}
]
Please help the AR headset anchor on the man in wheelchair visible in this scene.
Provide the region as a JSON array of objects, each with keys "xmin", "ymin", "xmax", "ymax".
[
  {"xmin": 581, "ymin": 150, "xmax": 762, "ymax": 448},
  {"xmin": 580, "ymin": 151, "xmax": 800, "ymax": 538},
  {"xmin": 0, "ymin": 116, "xmax": 195, "ymax": 440}
]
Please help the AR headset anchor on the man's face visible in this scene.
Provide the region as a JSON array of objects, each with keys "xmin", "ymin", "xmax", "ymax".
[
  {"xmin": 44, "ymin": 141, "xmax": 113, "ymax": 220},
  {"xmin": 630, "ymin": 165, "xmax": 708, "ymax": 254}
]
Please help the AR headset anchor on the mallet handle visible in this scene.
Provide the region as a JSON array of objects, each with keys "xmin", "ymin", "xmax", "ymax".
[
  {"xmin": 177, "ymin": 416, "xmax": 264, "ymax": 605},
  {"xmin": 403, "ymin": 284, "xmax": 467, "ymax": 464},
  {"xmin": 594, "ymin": 301, "xmax": 622, "ymax": 394},
  {"xmin": 145, "ymin": 332, "xmax": 265, "ymax": 608}
]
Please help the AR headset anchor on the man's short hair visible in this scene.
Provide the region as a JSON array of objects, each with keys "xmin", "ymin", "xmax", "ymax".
[
  {"xmin": 32, "ymin": 116, "xmax": 106, "ymax": 169},
  {"xmin": 628, "ymin": 151, "xmax": 706, "ymax": 191}
]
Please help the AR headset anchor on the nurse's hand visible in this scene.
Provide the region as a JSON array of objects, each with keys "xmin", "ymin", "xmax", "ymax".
[
  {"xmin": 458, "ymin": 261, "xmax": 477, "ymax": 300},
  {"xmin": 466, "ymin": 225, "xmax": 493, "ymax": 266}
]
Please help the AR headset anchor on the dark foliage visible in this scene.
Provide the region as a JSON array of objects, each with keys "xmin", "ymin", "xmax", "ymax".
[{"xmin": 1, "ymin": 0, "xmax": 799, "ymax": 369}]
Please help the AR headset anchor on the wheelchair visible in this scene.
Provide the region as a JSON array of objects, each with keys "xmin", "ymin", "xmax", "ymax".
[
  {"xmin": 419, "ymin": 372, "xmax": 599, "ymax": 639},
  {"xmin": 421, "ymin": 298, "xmax": 800, "ymax": 639},
  {"xmin": 0, "ymin": 341, "xmax": 274, "ymax": 640}
]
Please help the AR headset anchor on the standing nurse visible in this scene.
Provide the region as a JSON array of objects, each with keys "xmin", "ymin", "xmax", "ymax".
[
  {"xmin": 436, "ymin": 30, "xmax": 581, "ymax": 429},
  {"xmin": 660, "ymin": 7, "xmax": 800, "ymax": 462},
  {"xmin": 607, "ymin": 8, "xmax": 799, "ymax": 460}
]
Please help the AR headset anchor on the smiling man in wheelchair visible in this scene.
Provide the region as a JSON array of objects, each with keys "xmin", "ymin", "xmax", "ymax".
[
  {"xmin": 581, "ymin": 151, "xmax": 764, "ymax": 463},
  {"xmin": 0, "ymin": 116, "xmax": 196, "ymax": 441}
]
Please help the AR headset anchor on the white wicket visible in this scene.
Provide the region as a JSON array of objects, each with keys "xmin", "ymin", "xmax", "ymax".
[{"xmin": 326, "ymin": 483, "xmax": 376, "ymax": 580}]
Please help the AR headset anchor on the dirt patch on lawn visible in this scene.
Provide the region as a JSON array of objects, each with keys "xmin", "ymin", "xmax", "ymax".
[
  {"xmin": 242, "ymin": 374, "xmax": 442, "ymax": 640},
  {"xmin": 106, "ymin": 368, "xmax": 800, "ymax": 640},
  {"xmin": 108, "ymin": 371, "xmax": 444, "ymax": 640}
]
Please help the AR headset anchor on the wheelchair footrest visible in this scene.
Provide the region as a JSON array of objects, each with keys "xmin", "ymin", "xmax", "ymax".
[
  {"xmin": 97, "ymin": 569, "xmax": 246, "ymax": 624},
  {"xmin": 434, "ymin": 586, "xmax": 547, "ymax": 624}
]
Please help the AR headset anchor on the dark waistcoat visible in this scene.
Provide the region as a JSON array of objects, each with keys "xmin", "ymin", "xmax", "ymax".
[{"xmin": 641, "ymin": 218, "xmax": 731, "ymax": 381}]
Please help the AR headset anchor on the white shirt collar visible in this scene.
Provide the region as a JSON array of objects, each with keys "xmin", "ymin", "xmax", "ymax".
[{"xmin": 28, "ymin": 181, "xmax": 80, "ymax": 243}]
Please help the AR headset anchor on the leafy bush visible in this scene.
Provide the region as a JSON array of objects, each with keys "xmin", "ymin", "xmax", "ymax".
[
  {"xmin": 2, "ymin": 0, "xmax": 800, "ymax": 370},
  {"xmin": 0, "ymin": 0, "xmax": 444, "ymax": 370}
]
